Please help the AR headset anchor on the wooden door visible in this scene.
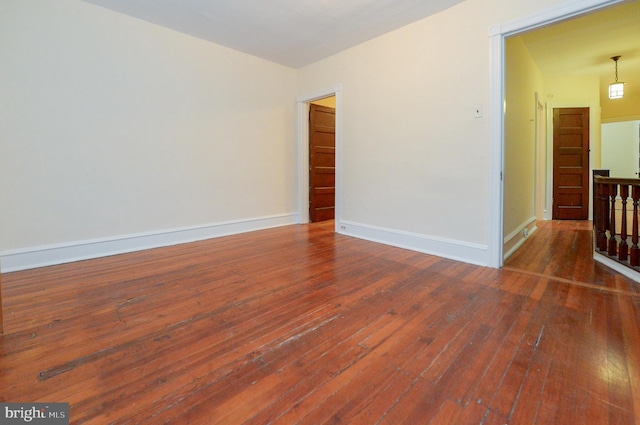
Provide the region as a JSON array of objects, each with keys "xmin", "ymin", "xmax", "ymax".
[
  {"xmin": 309, "ymin": 104, "xmax": 335, "ymax": 222},
  {"xmin": 553, "ymin": 107, "xmax": 590, "ymax": 220}
]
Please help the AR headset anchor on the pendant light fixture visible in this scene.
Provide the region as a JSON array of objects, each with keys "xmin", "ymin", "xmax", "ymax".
[{"xmin": 608, "ymin": 56, "xmax": 624, "ymax": 99}]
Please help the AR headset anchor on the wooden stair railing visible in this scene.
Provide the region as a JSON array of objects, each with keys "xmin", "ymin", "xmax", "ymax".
[{"xmin": 594, "ymin": 176, "xmax": 640, "ymax": 271}]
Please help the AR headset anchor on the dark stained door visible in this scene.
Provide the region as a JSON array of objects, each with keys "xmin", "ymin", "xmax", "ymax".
[
  {"xmin": 309, "ymin": 104, "xmax": 335, "ymax": 222},
  {"xmin": 553, "ymin": 107, "xmax": 590, "ymax": 220}
]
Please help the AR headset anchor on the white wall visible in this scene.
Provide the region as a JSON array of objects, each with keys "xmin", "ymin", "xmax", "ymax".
[
  {"xmin": 0, "ymin": 0, "xmax": 297, "ymax": 268},
  {"xmin": 297, "ymin": 0, "xmax": 573, "ymax": 265},
  {"xmin": 602, "ymin": 121, "xmax": 640, "ymax": 178}
]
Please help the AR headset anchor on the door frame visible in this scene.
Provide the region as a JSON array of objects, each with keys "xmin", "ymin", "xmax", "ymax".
[
  {"xmin": 534, "ymin": 93, "xmax": 546, "ymax": 221},
  {"xmin": 296, "ymin": 85, "xmax": 342, "ymax": 231},
  {"xmin": 489, "ymin": 0, "xmax": 623, "ymax": 267}
]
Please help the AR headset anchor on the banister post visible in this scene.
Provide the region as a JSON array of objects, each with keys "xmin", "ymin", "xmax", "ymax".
[
  {"xmin": 619, "ymin": 185, "xmax": 629, "ymax": 261},
  {"xmin": 608, "ymin": 183, "xmax": 618, "ymax": 257}
]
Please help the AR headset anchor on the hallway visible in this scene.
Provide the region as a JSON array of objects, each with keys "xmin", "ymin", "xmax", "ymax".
[{"xmin": 504, "ymin": 220, "xmax": 640, "ymax": 296}]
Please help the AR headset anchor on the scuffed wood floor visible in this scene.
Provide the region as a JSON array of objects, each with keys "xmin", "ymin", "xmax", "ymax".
[{"xmin": 1, "ymin": 220, "xmax": 639, "ymax": 424}]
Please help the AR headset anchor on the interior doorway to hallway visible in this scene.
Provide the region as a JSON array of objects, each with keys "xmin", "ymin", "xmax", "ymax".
[
  {"xmin": 308, "ymin": 97, "xmax": 336, "ymax": 222},
  {"xmin": 497, "ymin": 0, "xmax": 627, "ymax": 267},
  {"xmin": 297, "ymin": 87, "xmax": 341, "ymax": 231}
]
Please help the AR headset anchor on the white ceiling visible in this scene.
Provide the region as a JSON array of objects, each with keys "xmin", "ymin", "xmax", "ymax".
[{"xmin": 81, "ymin": 0, "xmax": 466, "ymax": 68}]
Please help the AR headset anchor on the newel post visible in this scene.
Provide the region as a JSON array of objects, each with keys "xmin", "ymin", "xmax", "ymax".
[
  {"xmin": 608, "ymin": 184, "xmax": 618, "ymax": 257},
  {"xmin": 619, "ymin": 185, "xmax": 629, "ymax": 261}
]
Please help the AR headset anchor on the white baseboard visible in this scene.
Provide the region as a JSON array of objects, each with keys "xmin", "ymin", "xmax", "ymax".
[
  {"xmin": 337, "ymin": 220, "xmax": 490, "ymax": 266},
  {"xmin": 0, "ymin": 213, "xmax": 298, "ymax": 273},
  {"xmin": 503, "ymin": 217, "xmax": 538, "ymax": 261},
  {"xmin": 593, "ymin": 252, "xmax": 640, "ymax": 284}
]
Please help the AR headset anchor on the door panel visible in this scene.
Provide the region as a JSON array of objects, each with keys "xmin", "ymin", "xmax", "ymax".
[
  {"xmin": 309, "ymin": 104, "xmax": 335, "ymax": 222},
  {"xmin": 553, "ymin": 107, "xmax": 590, "ymax": 220}
]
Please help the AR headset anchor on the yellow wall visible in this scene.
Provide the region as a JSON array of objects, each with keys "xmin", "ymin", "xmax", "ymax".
[
  {"xmin": 601, "ymin": 83, "xmax": 640, "ymax": 123},
  {"xmin": 503, "ymin": 36, "xmax": 544, "ymax": 254},
  {"xmin": 546, "ymin": 76, "xmax": 601, "ymax": 103},
  {"xmin": 311, "ymin": 96, "xmax": 336, "ymax": 108}
]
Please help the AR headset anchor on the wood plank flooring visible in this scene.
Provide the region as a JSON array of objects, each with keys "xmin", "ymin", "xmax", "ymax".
[
  {"xmin": 505, "ymin": 220, "xmax": 640, "ymax": 295},
  {"xmin": 1, "ymin": 220, "xmax": 639, "ymax": 424}
]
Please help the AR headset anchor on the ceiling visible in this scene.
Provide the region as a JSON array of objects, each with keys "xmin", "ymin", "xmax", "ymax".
[
  {"xmin": 519, "ymin": 1, "xmax": 640, "ymax": 98},
  {"xmin": 81, "ymin": 0, "xmax": 466, "ymax": 68}
]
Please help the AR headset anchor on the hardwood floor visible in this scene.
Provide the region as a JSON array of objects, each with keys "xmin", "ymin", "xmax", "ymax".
[
  {"xmin": 1, "ymin": 220, "xmax": 639, "ymax": 424},
  {"xmin": 505, "ymin": 220, "xmax": 640, "ymax": 295}
]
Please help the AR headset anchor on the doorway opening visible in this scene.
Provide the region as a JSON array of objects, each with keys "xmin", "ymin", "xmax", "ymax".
[
  {"xmin": 493, "ymin": 0, "xmax": 625, "ymax": 267},
  {"xmin": 296, "ymin": 86, "xmax": 342, "ymax": 231},
  {"xmin": 309, "ymin": 97, "xmax": 336, "ymax": 223}
]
